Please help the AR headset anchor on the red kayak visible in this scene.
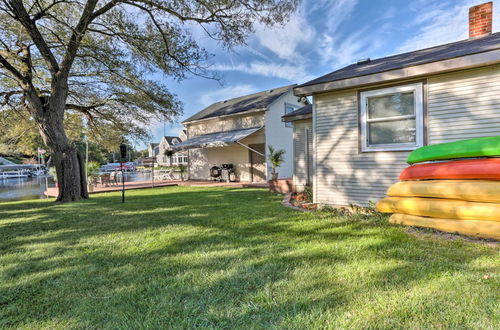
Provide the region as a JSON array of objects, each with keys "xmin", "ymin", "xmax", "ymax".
[{"xmin": 400, "ymin": 158, "xmax": 500, "ymax": 181}]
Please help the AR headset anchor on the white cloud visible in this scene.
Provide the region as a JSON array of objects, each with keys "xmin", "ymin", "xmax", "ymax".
[
  {"xmin": 313, "ymin": 0, "xmax": 379, "ymax": 68},
  {"xmin": 213, "ymin": 62, "xmax": 314, "ymax": 82},
  {"xmin": 318, "ymin": 0, "xmax": 359, "ymax": 35},
  {"xmin": 253, "ymin": 8, "xmax": 316, "ymax": 62},
  {"xmin": 398, "ymin": 0, "xmax": 500, "ymax": 53},
  {"xmin": 198, "ymin": 84, "xmax": 257, "ymax": 107}
]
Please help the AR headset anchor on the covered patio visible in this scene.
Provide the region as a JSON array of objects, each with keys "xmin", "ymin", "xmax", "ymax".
[{"xmin": 172, "ymin": 127, "xmax": 268, "ymax": 183}]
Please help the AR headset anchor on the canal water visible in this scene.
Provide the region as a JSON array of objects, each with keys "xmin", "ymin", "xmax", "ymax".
[{"xmin": 0, "ymin": 172, "xmax": 154, "ymax": 203}]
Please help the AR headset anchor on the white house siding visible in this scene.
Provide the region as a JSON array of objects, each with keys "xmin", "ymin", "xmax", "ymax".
[
  {"xmin": 187, "ymin": 112, "xmax": 265, "ymax": 137},
  {"xmin": 186, "ymin": 112, "xmax": 266, "ymax": 181},
  {"xmin": 293, "ymin": 119, "xmax": 313, "ymax": 192},
  {"xmin": 314, "ymin": 65, "xmax": 500, "ymax": 207},
  {"xmin": 264, "ymin": 90, "xmax": 304, "ymax": 180},
  {"xmin": 188, "ymin": 130, "xmax": 265, "ymax": 181},
  {"xmin": 427, "ymin": 65, "xmax": 500, "ymax": 143},
  {"xmin": 314, "ymin": 90, "xmax": 409, "ymax": 206}
]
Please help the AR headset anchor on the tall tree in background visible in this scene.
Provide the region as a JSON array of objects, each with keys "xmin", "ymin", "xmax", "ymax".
[{"xmin": 0, "ymin": 0, "xmax": 298, "ymax": 202}]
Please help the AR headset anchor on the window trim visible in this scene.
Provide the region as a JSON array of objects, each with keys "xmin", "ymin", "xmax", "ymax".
[
  {"xmin": 360, "ymin": 83, "xmax": 424, "ymax": 152},
  {"xmin": 284, "ymin": 103, "xmax": 299, "ymax": 128}
]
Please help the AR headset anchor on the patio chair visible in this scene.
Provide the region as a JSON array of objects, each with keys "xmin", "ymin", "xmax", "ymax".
[
  {"xmin": 110, "ymin": 172, "xmax": 119, "ymax": 185},
  {"xmin": 99, "ymin": 173, "xmax": 111, "ymax": 187},
  {"xmin": 155, "ymin": 169, "xmax": 176, "ymax": 181}
]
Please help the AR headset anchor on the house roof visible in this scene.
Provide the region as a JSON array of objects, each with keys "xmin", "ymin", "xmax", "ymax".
[
  {"xmin": 182, "ymin": 85, "xmax": 295, "ymax": 123},
  {"xmin": 149, "ymin": 143, "xmax": 159, "ymax": 148},
  {"xmin": 297, "ymin": 32, "xmax": 500, "ymax": 91},
  {"xmin": 162, "ymin": 136, "xmax": 180, "ymax": 146},
  {"xmin": 282, "ymin": 104, "xmax": 312, "ymax": 122},
  {"xmin": 170, "ymin": 127, "xmax": 263, "ymax": 150}
]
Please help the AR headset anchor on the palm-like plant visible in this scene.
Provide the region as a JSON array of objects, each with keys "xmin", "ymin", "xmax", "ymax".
[
  {"xmin": 177, "ymin": 164, "xmax": 187, "ymax": 181},
  {"xmin": 267, "ymin": 145, "xmax": 285, "ymax": 181},
  {"xmin": 86, "ymin": 161, "xmax": 101, "ymax": 185}
]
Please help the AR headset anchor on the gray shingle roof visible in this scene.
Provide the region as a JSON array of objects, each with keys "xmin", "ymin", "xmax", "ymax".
[
  {"xmin": 282, "ymin": 104, "xmax": 312, "ymax": 119},
  {"xmin": 298, "ymin": 32, "xmax": 500, "ymax": 88},
  {"xmin": 183, "ymin": 85, "xmax": 295, "ymax": 123},
  {"xmin": 163, "ymin": 136, "xmax": 180, "ymax": 146}
]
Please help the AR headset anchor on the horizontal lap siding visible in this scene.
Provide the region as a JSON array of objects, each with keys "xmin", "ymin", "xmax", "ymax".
[
  {"xmin": 428, "ymin": 65, "xmax": 500, "ymax": 143},
  {"xmin": 315, "ymin": 91, "xmax": 408, "ymax": 206},
  {"xmin": 314, "ymin": 65, "xmax": 500, "ymax": 207},
  {"xmin": 293, "ymin": 120, "xmax": 312, "ymax": 190}
]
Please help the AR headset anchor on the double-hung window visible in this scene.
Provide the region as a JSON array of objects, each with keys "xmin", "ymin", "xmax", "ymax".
[{"xmin": 360, "ymin": 83, "xmax": 424, "ymax": 152}]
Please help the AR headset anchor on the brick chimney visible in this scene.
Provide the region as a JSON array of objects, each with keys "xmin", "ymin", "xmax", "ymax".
[{"xmin": 469, "ymin": 2, "xmax": 493, "ymax": 38}]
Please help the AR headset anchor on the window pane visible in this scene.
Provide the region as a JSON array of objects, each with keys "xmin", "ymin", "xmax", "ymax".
[
  {"xmin": 368, "ymin": 119, "xmax": 416, "ymax": 145},
  {"xmin": 367, "ymin": 92, "xmax": 414, "ymax": 119}
]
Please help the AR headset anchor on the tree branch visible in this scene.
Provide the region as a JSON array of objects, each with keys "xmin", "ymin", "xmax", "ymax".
[
  {"xmin": 59, "ymin": 0, "xmax": 99, "ymax": 77},
  {"xmin": 0, "ymin": 52, "xmax": 26, "ymax": 84},
  {"xmin": 8, "ymin": 0, "xmax": 60, "ymax": 74}
]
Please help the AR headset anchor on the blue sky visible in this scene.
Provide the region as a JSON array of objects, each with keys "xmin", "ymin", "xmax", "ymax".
[{"xmin": 145, "ymin": 0, "xmax": 500, "ymax": 148}]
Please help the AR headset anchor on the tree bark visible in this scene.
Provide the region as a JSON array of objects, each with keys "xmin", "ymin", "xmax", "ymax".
[{"xmin": 26, "ymin": 91, "xmax": 89, "ymax": 202}]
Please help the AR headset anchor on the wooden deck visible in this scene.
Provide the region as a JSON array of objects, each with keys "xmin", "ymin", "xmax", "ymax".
[{"xmin": 44, "ymin": 180, "xmax": 268, "ymax": 197}]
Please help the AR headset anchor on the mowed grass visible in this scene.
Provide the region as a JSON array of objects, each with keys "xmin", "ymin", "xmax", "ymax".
[{"xmin": 0, "ymin": 186, "xmax": 498, "ymax": 329}]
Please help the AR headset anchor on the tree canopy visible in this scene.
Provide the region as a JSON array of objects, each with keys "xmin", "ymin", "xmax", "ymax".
[
  {"xmin": 0, "ymin": 0, "xmax": 298, "ymax": 201},
  {"xmin": 0, "ymin": 0, "xmax": 298, "ymax": 139}
]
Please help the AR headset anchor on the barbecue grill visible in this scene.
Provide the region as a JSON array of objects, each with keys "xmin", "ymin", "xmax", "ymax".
[{"xmin": 210, "ymin": 164, "xmax": 236, "ymax": 182}]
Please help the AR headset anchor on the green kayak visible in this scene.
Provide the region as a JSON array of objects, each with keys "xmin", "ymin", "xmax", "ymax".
[{"xmin": 407, "ymin": 136, "xmax": 500, "ymax": 164}]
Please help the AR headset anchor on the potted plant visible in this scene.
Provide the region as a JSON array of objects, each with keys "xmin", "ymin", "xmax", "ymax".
[
  {"xmin": 86, "ymin": 161, "xmax": 101, "ymax": 192},
  {"xmin": 267, "ymin": 145, "xmax": 285, "ymax": 181}
]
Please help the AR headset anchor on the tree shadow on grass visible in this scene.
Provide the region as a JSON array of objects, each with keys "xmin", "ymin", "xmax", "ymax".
[{"xmin": 0, "ymin": 186, "xmax": 497, "ymax": 328}]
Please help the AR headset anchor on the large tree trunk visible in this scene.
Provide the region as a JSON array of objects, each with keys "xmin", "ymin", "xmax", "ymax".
[
  {"xmin": 28, "ymin": 91, "xmax": 89, "ymax": 202},
  {"xmin": 50, "ymin": 140, "xmax": 89, "ymax": 202}
]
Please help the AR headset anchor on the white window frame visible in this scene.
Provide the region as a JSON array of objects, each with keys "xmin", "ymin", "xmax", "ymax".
[
  {"xmin": 360, "ymin": 83, "xmax": 424, "ymax": 152},
  {"xmin": 284, "ymin": 103, "xmax": 299, "ymax": 128}
]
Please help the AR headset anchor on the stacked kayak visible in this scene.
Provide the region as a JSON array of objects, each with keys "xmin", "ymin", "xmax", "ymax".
[{"xmin": 376, "ymin": 136, "xmax": 500, "ymax": 240}]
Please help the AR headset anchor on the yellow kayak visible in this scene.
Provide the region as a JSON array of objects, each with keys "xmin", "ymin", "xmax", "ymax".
[
  {"xmin": 387, "ymin": 180, "xmax": 500, "ymax": 203},
  {"xmin": 376, "ymin": 197, "xmax": 500, "ymax": 221},
  {"xmin": 390, "ymin": 214, "xmax": 500, "ymax": 240}
]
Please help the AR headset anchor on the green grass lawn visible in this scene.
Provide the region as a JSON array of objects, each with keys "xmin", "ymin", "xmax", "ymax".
[{"xmin": 0, "ymin": 186, "xmax": 498, "ymax": 329}]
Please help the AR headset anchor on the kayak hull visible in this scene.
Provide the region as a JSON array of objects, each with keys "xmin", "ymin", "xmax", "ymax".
[
  {"xmin": 376, "ymin": 197, "xmax": 500, "ymax": 221},
  {"xmin": 407, "ymin": 136, "xmax": 500, "ymax": 164},
  {"xmin": 400, "ymin": 158, "xmax": 500, "ymax": 181},
  {"xmin": 387, "ymin": 180, "xmax": 500, "ymax": 203},
  {"xmin": 390, "ymin": 214, "xmax": 500, "ymax": 240}
]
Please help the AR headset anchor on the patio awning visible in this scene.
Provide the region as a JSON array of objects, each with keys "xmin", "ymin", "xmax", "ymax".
[{"xmin": 171, "ymin": 127, "xmax": 263, "ymax": 151}]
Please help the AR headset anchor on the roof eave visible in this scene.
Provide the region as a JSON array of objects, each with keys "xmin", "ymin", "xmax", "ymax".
[
  {"xmin": 182, "ymin": 108, "xmax": 267, "ymax": 125},
  {"xmin": 282, "ymin": 113, "xmax": 312, "ymax": 122},
  {"xmin": 294, "ymin": 49, "xmax": 500, "ymax": 96}
]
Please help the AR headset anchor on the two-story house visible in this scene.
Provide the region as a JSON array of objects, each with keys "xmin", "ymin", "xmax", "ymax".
[
  {"xmin": 172, "ymin": 85, "xmax": 308, "ymax": 182},
  {"xmin": 148, "ymin": 130, "xmax": 188, "ymax": 166}
]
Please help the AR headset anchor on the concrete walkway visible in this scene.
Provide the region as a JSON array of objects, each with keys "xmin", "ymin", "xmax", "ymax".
[{"xmin": 44, "ymin": 180, "xmax": 268, "ymax": 197}]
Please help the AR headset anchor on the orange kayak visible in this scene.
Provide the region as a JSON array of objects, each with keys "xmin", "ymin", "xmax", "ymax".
[{"xmin": 400, "ymin": 158, "xmax": 500, "ymax": 181}]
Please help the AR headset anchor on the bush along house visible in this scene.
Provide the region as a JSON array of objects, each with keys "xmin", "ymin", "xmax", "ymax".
[
  {"xmin": 171, "ymin": 85, "xmax": 308, "ymax": 183},
  {"xmin": 291, "ymin": 2, "xmax": 500, "ymax": 207}
]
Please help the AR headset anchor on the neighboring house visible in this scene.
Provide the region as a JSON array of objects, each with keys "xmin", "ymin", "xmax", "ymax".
[
  {"xmin": 147, "ymin": 133, "xmax": 188, "ymax": 166},
  {"xmin": 292, "ymin": 2, "xmax": 500, "ymax": 206},
  {"xmin": 282, "ymin": 104, "xmax": 313, "ymax": 192},
  {"xmin": 147, "ymin": 143, "xmax": 159, "ymax": 158},
  {"xmin": 157, "ymin": 135, "xmax": 188, "ymax": 166},
  {"xmin": 172, "ymin": 85, "xmax": 307, "ymax": 182}
]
